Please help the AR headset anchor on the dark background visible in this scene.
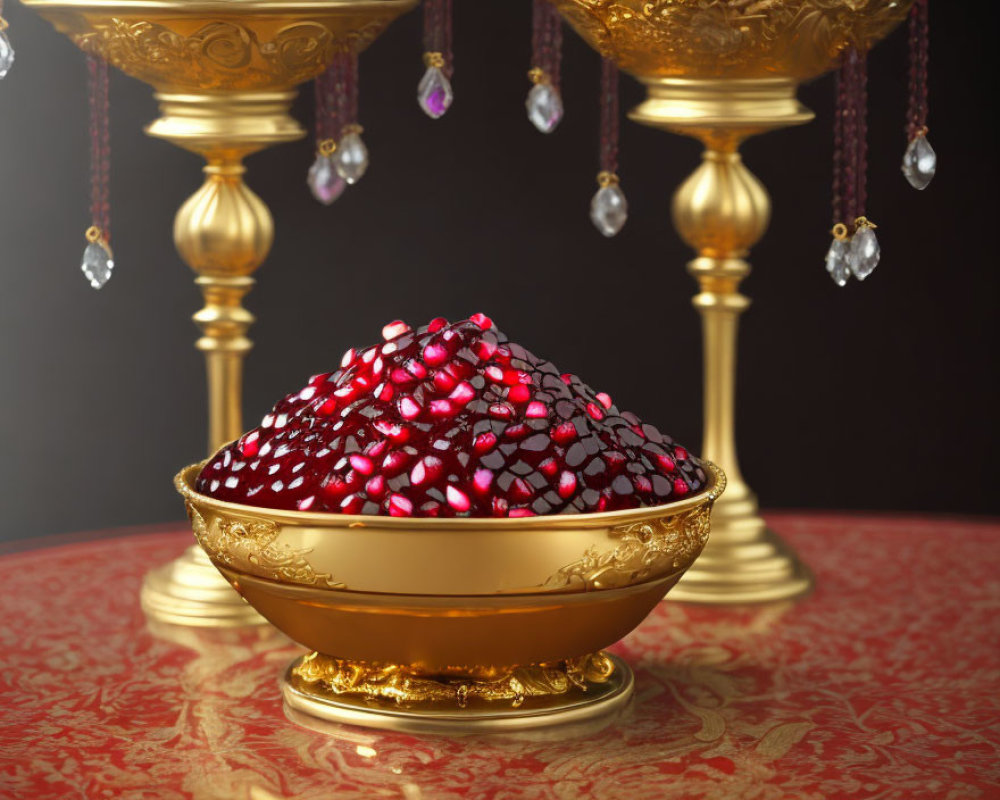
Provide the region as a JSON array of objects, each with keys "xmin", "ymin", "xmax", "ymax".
[{"xmin": 0, "ymin": 2, "xmax": 996, "ymax": 542}]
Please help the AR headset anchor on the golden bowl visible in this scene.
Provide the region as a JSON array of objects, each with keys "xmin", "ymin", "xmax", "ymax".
[{"xmin": 176, "ymin": 461, "xmax": 725, "ymax": 732}]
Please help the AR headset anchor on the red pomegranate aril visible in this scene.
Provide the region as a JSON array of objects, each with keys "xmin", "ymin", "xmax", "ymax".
[
  {"xmin": 399, "ymin": 397, "xmax": 421, "ymax": 420},
  {"xmin": 446, "ymin": 485, "xmax": 471, "ymax": 512},
  {"xmin": 655, "ymin": 454, "xmax": 676, "ymax": 473},
  {"xmin": 199, "ymin": 314, "xmax": 705, "ymax": 517},
  {"xmin": 472, "ymin": 468, "xmax": 493, "ymax": 494},
  {"xmin": 557, "ymin": 471, "xmax": 577, "ymax": 499},
  {"xmin": 382, "ymin": 320, "xmax": 410, "ymax": 341},
  {"xmin": 449, "ymin": 382, "xmax": 476, "ymax": 405},
  {"xmin": 473, "ymin": 432, "xmax": 497, "ymax": 453},
  {"xmin": 551, "ymin": 422, "xmax": 577, "ymax": 444},
  {"xmin": 433, "ymin": 370, "xmax": 458, "ymax": 392},
  {"xmin": 388, "ymin": 494, "xmax": 413, "ymax": 516},
  {"xmin": 508, "ymin": 384, "xmax": 531, "ymax": 404},
  {"xmin": 469, "ymin": 312, "xmax": 493, "ymax": 330},
  {"xmin": 238, "ymin": 431, "xmax": 260, "ymax": 458},
  {"xmin": 429, "ymin": 399, "xmax": 455, "ymax": 418},
  {"xmin": 349, "ymin": 454, "xmax": 374, "ymax": 476}
]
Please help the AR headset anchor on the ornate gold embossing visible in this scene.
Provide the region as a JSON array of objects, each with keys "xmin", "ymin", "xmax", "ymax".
[
  {"xmin": 547, "ymin": 464, "xmax": 724, "ymax": 591},
  {"xmin": 550, "ymin": 0, "xmax": 911, "ymax": 81},
  {"xmin": 70, "ymin": 18, "xmax": 348, "ymax": 90},
  {"xmin": 290, "ymin": 651, "xmax": 616, "ymax": 709},
  {"xmin": 187, "ymin": 503, "xmax": 343, "ymax": 589}
]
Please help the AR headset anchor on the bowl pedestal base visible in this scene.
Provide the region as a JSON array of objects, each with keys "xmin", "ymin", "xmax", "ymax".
[{"xmin": 280, "ymin": 652, "xmax": 634, "ymax": 735}]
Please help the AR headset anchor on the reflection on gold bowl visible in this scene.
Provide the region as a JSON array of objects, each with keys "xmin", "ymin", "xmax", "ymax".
[{"xmin": 176, "ymin": 461, "xmax": 725, "ymax": 732}]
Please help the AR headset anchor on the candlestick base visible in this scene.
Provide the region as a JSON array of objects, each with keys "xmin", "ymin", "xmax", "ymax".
[{"xmin": 140, "ymin": 546, "xmax": 266, "ymax": 628}]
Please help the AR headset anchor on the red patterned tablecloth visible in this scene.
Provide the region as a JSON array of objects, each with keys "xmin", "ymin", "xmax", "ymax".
[{"xmin": 1, "ymin": 514, "xmax": 998, "ymax": 800}]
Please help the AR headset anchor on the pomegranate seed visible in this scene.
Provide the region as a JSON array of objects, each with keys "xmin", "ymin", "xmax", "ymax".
[
  {"xmin": 472, "ymin": 468, "xmax": 493, "ymax": 494},
  {"xmin": 423, "ymin": 342, "xmax": 448, "ymax": 366},
  {"xmin": 446, "ymin": 486, "xmax": 471, "ymax": 512},
  {"xmin": 551, "ymin": 422, "xmax": 577, "ymax": 444},
  {"xmin": 557, "ymin": 471, "xmax": 577, "ymax": 499},
  {"xmin": 411, "ymin": 456, "xmax": 443, "ymax": 486},
  {"xmin": 388, "ymin": 494, "xmax": 413, "ymax": 516},
  {"xmin": 469, "ymin": 312, "xmax": 493, "ymax": 330},
  {"xmin": 655, "ymin": 454, "xmax": 676, "ymax": 473},
  {"xmin": 526, "ymin": 401, "xmax": 548, "ymax": 418},
  {"xmin": 398, "ymin": 397, "xmax": 421, "ymax": 420},
  {"xmin": 433, "ymin": 370, "xmax": 458, "ymax": 392},
  {"xmin": 473, "ymin": 432, "xmax": 497, "ymax": 453},
  {"xmin": 239, "ymin": 431, "xmax": 260, "ymax": 458},
  {"xmin": 198, "ymin": 314, "xmax": 705, "ymax": 516},
  {"xmin": 429, "ymin": 399, "xmax": 455, "ymax": 418},
  {"xmin": 382, "ymin": 320, "xmax": 410, "ymax": 341},
  {"xmin": 508, "ymin": 384, "xmax": 531, "ymax": 404},
  {"xmin": 349, "ymin": 455, "xmax": 374, "ymax": 476},
  {"xmin": 489, "ymin": 403, "xmax": 514, "ymax": 420},
  {"xmin": 449, "ymin": 382, "xmax": 476, "ymax": 405},
  {"xmin": 474, "ymin": 339, "xmax": 498, "ymax": 361}
]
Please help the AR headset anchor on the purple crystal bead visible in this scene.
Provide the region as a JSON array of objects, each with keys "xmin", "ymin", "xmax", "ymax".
[
  {"xmin": 307, "ymin": 155, "xmax": 347, "ymax": 206},
  {"xmin": 418, "ymin": 66, "xmax": 453, "ymax": 119}
]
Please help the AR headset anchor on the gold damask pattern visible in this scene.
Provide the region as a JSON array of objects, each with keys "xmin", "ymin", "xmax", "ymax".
[
  {"xmin": 187, "ymin": 503, "xmax": 344, "ymax": 588},
  {"xmin": 290, "ymin": 651, "xmax": 616, "ymax": 709},
  {"xmin": 547, "ymin": 501, "xmax": 716, "ymax": 591},
  {"xmin": 72, "ymin": 17, "xmax": 386, "ymax": 90},
  {"xmin": 550, "ymin": 0, "xmax": 911, "ymax": 80}
]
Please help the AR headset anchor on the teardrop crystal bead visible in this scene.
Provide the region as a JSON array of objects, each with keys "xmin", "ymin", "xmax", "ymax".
[
  {"xmin": 418, "ymin": 66, "xmax": 453, "ymax": 119},
  {"xmin": 526, "ymin": 83, "xmax": 563, "ymax": 134},
  {"xmin": 0, "ymin": 30, "xmax": 14, "ymax": 79},
  {"xmin": 825, "ymin": 238, "xmax": 851, "ymax": 287},
  {"xmin": 590, "ymin": 184, "xmax": 628, "ymax": 237},
  {"xmin": 847, "ymin": 225, "xmax": 880, "ymax": 281},
  {"xmin": 901, "ymin": 133, "xmax": 936, "ymax": 190},
  {"xmin": 81, "ymin": 241, "xmax": 114, "ymax": 289},
  {"xmin": 307, "ymin": 154, "xmax": 346, "ymax": 206},
  {"xmin": 334, "ymin": 131, "xmax": 369, "ymax": 185}
]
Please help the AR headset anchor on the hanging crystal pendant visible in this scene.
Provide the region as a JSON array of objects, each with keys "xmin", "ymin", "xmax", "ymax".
[
  {"xmin": 81, "ymin": 228, "xmax": 113, "ymax": 290},
  {"xmin": 825, "ymin": 234, "xmax": 851, "ymax": 287},
  {"xmin": 418, "ymin": 53, "xmax": 453, "ymax": 119},
  {"xmin": 590, "ymin": 173, "xmax": 627, "ymax": 237},
  {"xmin": 0, "ymin": 21, "xmax": 14, "ymax": 79},
  {"xmin": 902, "ymin": 131, "xmax": 936, "ymax": 190},
  {"xmin": 307, "ymin": 140, "xmax": 346, "ymax": 206},
  {"xmin": 847, "ymin": 219, "xmax": 880, "ymax": 281},
  {"xmin": 334, "ymin": 125, "xmax": 369, "ymax": 185},
  {"xmin": 526, "ymin": 70, "xmax": 563, "ymax": 134}
]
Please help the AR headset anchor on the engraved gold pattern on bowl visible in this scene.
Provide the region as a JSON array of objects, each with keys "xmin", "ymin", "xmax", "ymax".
[{"xmin": 550, "ymin": 0, "xmax": 911, "ymax": 81}]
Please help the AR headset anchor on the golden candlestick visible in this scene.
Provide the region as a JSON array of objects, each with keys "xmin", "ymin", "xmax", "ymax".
[
  {"xmin": 23, "ymin": 0, "xmax": 418, "ymax": 625},
  {"xmin": 552, "ymin": 1, "xmax": 912, "ymax": 603}
]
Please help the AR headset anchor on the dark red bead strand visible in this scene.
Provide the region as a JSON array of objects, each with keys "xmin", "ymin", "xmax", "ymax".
[
  {"xmin": 599, "ymin": 58, "xmax": 620, "ymax": 176},
  {"xmin": 86, "ymin": 54, "xmax": 111, "ymax": 242},
  {"xmin": 907, "ymin": 0, "xmax": 930, "ymax": 141},
  {"xmin": 423, "ymin": 0, "xmax": 453, "ymax": 76}
]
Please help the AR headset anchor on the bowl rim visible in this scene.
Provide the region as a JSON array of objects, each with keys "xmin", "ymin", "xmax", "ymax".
[
  {"xmin": 176, "ymin": 460, "xmax": 725, "ymax": 531},
  {"xmin": 19, "ymin": 0, "xmax": 416, "ymax": 12}
]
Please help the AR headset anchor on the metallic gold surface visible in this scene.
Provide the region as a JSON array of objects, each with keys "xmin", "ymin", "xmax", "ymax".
[
  {"xmin": 282, "ymin": 653, "xmax": 635, "ymax": 734},
  {"xmin": 551, "ymin": 0, "xmax": 911, "ymax": 604},
  {"xmin": 176, "ymin": 464, "xmax": 720, "ymax": 726},
  {"xmin": 22, "ymin": 0, "xmax": 416, "ymax": 626}
]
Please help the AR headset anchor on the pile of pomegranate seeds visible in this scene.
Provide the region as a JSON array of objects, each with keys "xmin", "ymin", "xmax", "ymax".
[{"xmin": 197, "ymin": 315, "xmax": 707, "ymax": 517}]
